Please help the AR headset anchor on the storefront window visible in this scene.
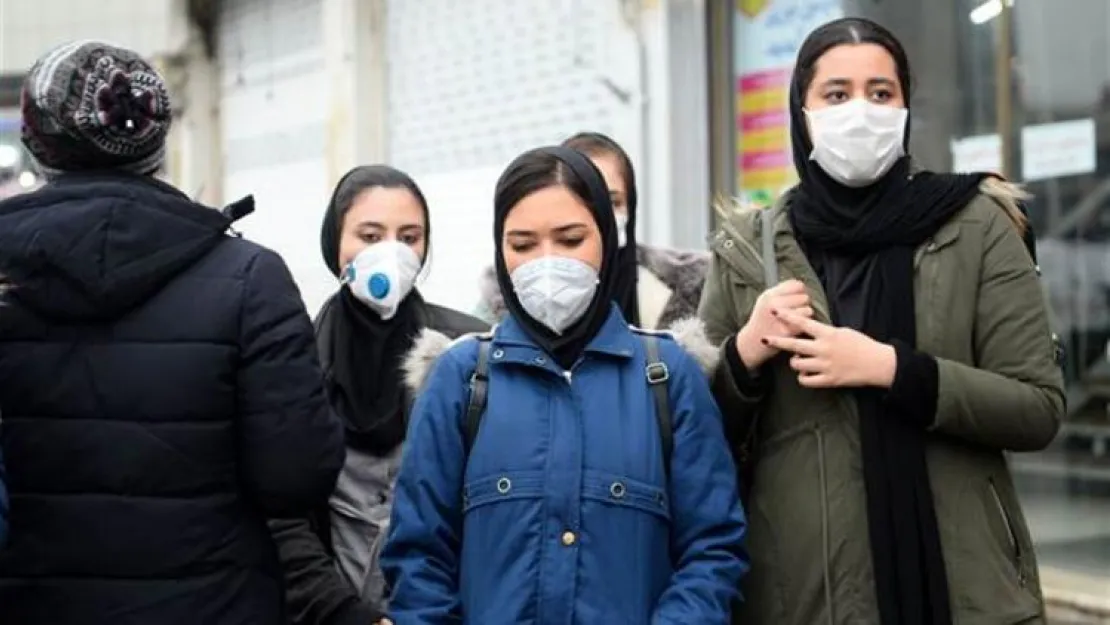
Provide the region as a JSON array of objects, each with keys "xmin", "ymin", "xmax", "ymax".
[
  {"xmin": 733, "ymin": 0, "xmax": 840, "ymax": 207},
  {"xmin": 730, "ymin": 0, "xmax": 1110, "ymax": 609},
  {"xmin": 0, "ymin": 110, "xmax": 41, "ymax": 199}
]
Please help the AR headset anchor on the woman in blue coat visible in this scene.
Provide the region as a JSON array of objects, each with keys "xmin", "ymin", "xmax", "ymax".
[{"xmin": 381, "ymin": 145, "xmax": 748, "ymax": 624}]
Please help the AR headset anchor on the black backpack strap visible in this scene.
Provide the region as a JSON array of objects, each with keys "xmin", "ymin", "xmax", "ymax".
[
  {"xmin": 222, "ymin": 195, "xmax": 255, "ymax": 238},
  {"xmin": 222, "ymin": 194, "xmax": 256, "ymax": 222},
  {"xmin": 641, "ymin": 334, "xmax": 673, "ymax": 478},
  {"xmin": 463, "ymin": 336, "xmax": 493, "ymax": 454}
]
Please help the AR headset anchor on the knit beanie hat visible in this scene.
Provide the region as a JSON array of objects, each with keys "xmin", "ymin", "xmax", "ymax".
[{"xmin": 20, "ymin": 40, "xmax": 172, "ymax": 177}]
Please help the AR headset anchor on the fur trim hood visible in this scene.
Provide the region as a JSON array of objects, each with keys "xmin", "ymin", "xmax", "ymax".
[{"xmin": 401, "ymin": 317, "xmax": 718, "ymax": 395}]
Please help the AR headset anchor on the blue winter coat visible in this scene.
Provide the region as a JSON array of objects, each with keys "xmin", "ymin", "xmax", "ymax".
[{"xmin": 381, "ymin": 306, "xmax": 748, "ymax": 624}]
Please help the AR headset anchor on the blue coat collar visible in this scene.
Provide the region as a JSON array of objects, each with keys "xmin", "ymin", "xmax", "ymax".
[{"xmin": 491, "ymin": 304, "xmax": 637, "ymax": 368}]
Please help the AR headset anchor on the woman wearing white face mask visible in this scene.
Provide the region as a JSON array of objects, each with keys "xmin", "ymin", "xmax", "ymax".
[
  {"xmin": 474, "ymin": 132, "xmax": 710, "ymax": 330},
  {"xmin": 270, "ymin": 165, "xmax": 487, "ymax": 625},
  {"xmin": 698, "ymin": 17, "xmax": 1063, "ymax": 625},
  {"xmin": 381, "ymin": 146, "xmax": 748, "ymax": 623}
]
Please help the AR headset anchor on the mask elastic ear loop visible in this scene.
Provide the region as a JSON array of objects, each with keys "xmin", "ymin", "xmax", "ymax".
[{"xmin": 415, "ymin": 245, "xmax": 432, "ymax": 286}]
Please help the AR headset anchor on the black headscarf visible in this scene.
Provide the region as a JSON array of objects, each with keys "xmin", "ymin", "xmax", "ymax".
[
  {"xmin": 318, "ymin": 165, "xmax": 430, "ymax": 453},
  {"xmin": 786, "ymin": 17, "xmax": 991, "ymax": 625},
  {"xmin": 562, "ymin": 132, "xmax": 640, "ymax": 326},
  {"xmin": 493, "ymin": 145, "xmax": 619, "ymax": 369}
]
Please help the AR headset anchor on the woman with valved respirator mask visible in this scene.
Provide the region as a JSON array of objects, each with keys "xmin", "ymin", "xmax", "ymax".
[
  {"xmin": 381, "ymin": 146, "xmax": 748, "ymax": 623},
  {"xmin": 270, "ymin": 165, "xmax": 486, "ymax": 625},
  {"xmin": 698, "ymin": 17, "xmax": 1063, "ymax": 625}
]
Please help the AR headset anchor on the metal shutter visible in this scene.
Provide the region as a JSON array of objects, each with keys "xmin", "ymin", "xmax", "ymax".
[{"xmin": 217, "ymin": 0, "xmax": 334, "ymax": 313}]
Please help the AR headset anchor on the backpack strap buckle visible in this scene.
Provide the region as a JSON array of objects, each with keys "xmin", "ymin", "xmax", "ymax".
[{"xmin": 645, "ymin": 361, "xmax": 670, "ymax": 385}]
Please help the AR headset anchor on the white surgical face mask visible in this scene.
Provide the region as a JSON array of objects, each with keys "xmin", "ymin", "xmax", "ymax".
[
  {"xmin": 342, "ymin": 240, "xmax": 422, "ymax": 320},
  {"xmin": 614, "ymin": 212, "xmax": 629, "ymax": 248},
  {"xmin": 510, "ymin": 255, "xmax": 599, "ymax": 335},
  {"xmin": 805, "ymin": 99, "xmax": 908, "ymax": 188}
]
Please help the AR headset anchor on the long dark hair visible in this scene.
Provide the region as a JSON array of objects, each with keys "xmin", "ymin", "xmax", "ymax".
[
  {"xmin": 319, "ymin": 164, "xmax": 431, "ymax": 277},
  {"xmin": 493, "ymin": 151, "xmax": 596, "ymax": 224},
  {"xmin": 561, "ymin": 132, "xmax": 638, "ymax": 214}
]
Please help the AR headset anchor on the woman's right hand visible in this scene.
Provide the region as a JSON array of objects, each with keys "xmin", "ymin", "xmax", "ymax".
[{"xmin": 735, "ymin": 279, "xmax": 813, "ymax": 370}]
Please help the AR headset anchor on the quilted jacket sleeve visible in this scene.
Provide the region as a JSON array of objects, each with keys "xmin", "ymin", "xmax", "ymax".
[
  {"xmin": 269, "ymin": 516, "xmax": 386, "ymax": 625},
  {"xmin": 236, "ymin": 248, "xmax": 345, "ymax": 517},
  {"xmin": 0, "ymin": 440, "xmax": 8, "ymax": 547}
]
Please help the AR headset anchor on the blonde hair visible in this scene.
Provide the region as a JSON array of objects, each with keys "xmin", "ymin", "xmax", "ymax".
[{"xmin": 979, "ymin": 177, "xmax": 1030, "ymax": 235}]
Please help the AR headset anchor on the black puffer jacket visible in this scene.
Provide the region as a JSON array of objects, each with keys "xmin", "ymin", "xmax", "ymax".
[{"xmin": 0, "ymin": 173, "xmax": 345, "ymax": 625}]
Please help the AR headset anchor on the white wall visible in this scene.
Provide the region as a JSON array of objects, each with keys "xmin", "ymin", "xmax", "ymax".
[
  {"xmin": 383, "ymin": 0, "xmax": 639, "ymax": 314},
  {"xmin": 216, "ymin": 0, "xmax": 387, "ymax": 316},
  {"xmin": 640, "ymin": 0, "xmax": 711, "ymax": 251},
  {"xmin": 216, "ymin": 0, "xmax": 334, "ymax": 313},
  {"xmin": 0, "ymin": 0, "xmax": 186, "ymax": 73},
  {"xmin": 383, "ymin": 0, "xmax": 709, "ymax": 314}
]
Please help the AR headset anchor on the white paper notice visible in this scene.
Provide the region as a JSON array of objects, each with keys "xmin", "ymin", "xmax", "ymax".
[
  {"xmin": 1021, "ymin": 118, "xmax": 1097, "ymax": 182},
  {"xmin": 950, "ymin": 134, "xmax": 1002, "ymax": 174}
]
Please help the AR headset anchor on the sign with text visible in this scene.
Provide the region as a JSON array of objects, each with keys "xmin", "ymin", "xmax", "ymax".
[{"xmin": 1021, "ymin": 118, "xmax": 1097, "ymax": 182}]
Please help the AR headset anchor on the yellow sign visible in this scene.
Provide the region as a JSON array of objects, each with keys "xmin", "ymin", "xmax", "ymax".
[{"xmin": 737, "ymin": 0, "xmax": 772, "ymax": 19}]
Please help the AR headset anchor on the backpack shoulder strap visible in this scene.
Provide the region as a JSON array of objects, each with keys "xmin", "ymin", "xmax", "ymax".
[
  {"xmin": 640, "ymin": 333, "xmax": 673, "ymax": 478},
  {"xmin": 760, "ymin": 207, "xmax": 779, "ymax": 287},
  {"xmin": 463, "ymin": 335, "xmax": 493, "ymax": 454}
]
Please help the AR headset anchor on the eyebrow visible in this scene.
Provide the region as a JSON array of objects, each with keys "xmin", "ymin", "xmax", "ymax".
[
  {"xmin": 555, "ymin": 223, "xmax": 589, "ymax": 234},
  {"xmin": 506, "ymin": 222, "xmax": 589, "ymax": 237},
  {"xmin": 355, "ymin": 221, "xmax": 423, "ymax": 230},
  {"xmin": 821, "ymin": 77, "xmax": 897, "ymax": 89}
]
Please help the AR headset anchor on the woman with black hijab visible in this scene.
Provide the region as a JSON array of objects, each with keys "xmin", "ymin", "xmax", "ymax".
[
  {"xmin": 380, "ymin": 146, "xmax": 748, "ymax": 623},
  {"xmin": 698, "ymin": 17, "xmax": 1064, "ymax": 625},
  {"xmin": 474, "ymin": 132, "xmax": 711, "ymax": 330},
  {"xmin": 270, "ymin": 165, "xmax": 486, "ymax": 625}
]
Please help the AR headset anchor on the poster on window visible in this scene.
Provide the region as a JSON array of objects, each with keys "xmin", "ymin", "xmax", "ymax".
[{"xmin": 734, "ymin": 0, "xmax": 842, "ymax": 207}]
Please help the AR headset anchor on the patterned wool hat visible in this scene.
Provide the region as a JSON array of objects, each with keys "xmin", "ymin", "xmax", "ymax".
[{"xmin": 20, "ymin": 40, "xmax": 172, "ymax": 176}]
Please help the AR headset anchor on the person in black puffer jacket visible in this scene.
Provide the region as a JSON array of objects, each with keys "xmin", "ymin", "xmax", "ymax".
[{"xmin": 0, "ymin": 41, "xmax": 345, "ymax": 625}]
